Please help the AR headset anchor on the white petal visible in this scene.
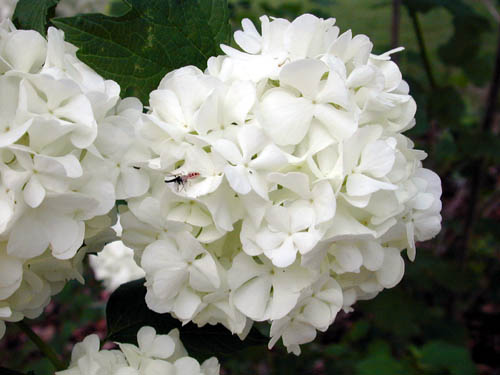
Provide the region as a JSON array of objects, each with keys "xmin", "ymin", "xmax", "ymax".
[
  {"xmin": 190, "ymin": 252, "xmax": 220, "ymax": 291},
  {"xmin": 289, "ymin": 202, "xmax": 314, "ymax": 232},
  {"xmin": 227, "ymin": 252, "xmax": 266, "ymax": 290},
  {"xmin": 194, "ymin": 90, "xmax": 219, "ymax": 134},
  {"xmin": 268, "ymin": 172, "xmax": 310, "ymax": 197},
  {"xmin": 224, "ymin": 165, "xmax": 251, "ymax": 195},
  {"xmin": 232, "ymin": 275, "xmax": 271, "ymax": 321},
  {"xmin": 173, "ymin": 287, "xmax": 201, "ymax": 320},
  {"xmin": 223, "ymin": 80, "xmax": 256, "ymax": 125},
  {"xmin": 312, "ymin": 181, "xmax": 336, "ymax": 222},
  {"xmin": 118, "ymin": 167, "xmax": 150, "ymax": 199},
  {"xmin": 237, "ymin": 125, "xmax": 266, "ymax": 161},
  {"xmin": 3, "ymin": 30, "xmax": 47, "ymax": 72},
  {"xmin": 282, "ymin": 321, "xmax": 317, "ymax": 347},
  {"xmin": 35, "ymin": 154, "xmax": 83, "ymax": 178},
  {"xmin": 360, "ymin": 241, "xmax": 385, "ymax": 271},
  {"xmin": 346, "ymin": 173, "xmax": 397, "ymax": 196},
  {"xmin": 347, "ymin": 65, "xmax": 376, "ymax": 88},
  {"xmin": 174, "ymin": 357, "xmax": 201, "ymax": 374},
  {"xmin": 293, "ymin": 231, "xmax": 321, "ymax": 255},
  {"xmin": 234, "ymin": 29, "xmax": 261, "ymax": 54},
  {"xmin": 259, "ymin": 88, "xmax": 314, "ymax": 146},
  {"xmin": 316, "ymin": 70, "xmax": 350, "ymax": 108},
  {"xmin": 303, "ymin": 298, "xmax": 331, "ymax": 329},
  {"xmin": 265, "ymin": 237, "xmax": 297, "ymax": 268},
  {"xmin": 255, "ymin": 227, "xmax": 286, "ymax": 251},
  {"xmin": 314, "ymin": 103, "xmax": 357, "ymax": 141},
  {"xmin": 265, "ymin": 205, "xmax": 290, "ymax": 233},
  {"xmin": 331, "ymin": 243, "xmax": 363, "ymax": 273},
  {"xmin": 248, "ymin": 144, "xmax": 287, "ymax": 171},
  {"xmin": 324, "ymin": 204, "xmax": 376, "ymax": 240},
  {"xmin": 7, "ymin": 213, "xmax": 49, "ymax": 259},
  {"xmin": 150, "ymin": 89, "xmax": 185, "ymax": 125},
  {"xmin": 279, "ymin": 59, "xmax": 327, "ymax": 99},
  {"xmin": 269, "ymin": 273, "xmax": 307, "ymax": 319},
  {"xmin": 0, "ymin": 254, "xmax": 23, "ymax": 300},
  {"xmin": 24, "ymin": 176, "xmax": 46, "ymax": 208},
  {"xmin": 284, "ymin": 14, "xmax": 322, "ymax": 58},
  {"xmin": 357, "ymin": 140, "xmax": 395, "ymax": 178},
  {"xmin": 213, "ymin": 139, "xmax": 243, "ymax": 165},
  {"xmin": 45, "ymin": 216, "xmax": 85, "ymax": 259},
  {"xmin": 376, "ymin": 247, "xmax": 405, "ymax": 288},
  {"xmin": 149, "ymin": 336, "xmax": 175, "ymax": 359},
  {"xmin": 137, "ymin": 326, "xmax": 156, "ymax": 352}
]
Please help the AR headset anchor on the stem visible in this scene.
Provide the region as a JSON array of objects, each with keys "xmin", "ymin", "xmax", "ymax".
[
  {"xmin": 460, "ymin": 22, "xmax": 500, "ymax": 266},
  {"xmin": 391, "ymin": 0, "xmax": 401, "ymax": 61},
  {"xmin": 409, "ymin": 8, "xmax": 437, "ymax": 89},
  {"xmin": 16, "ymin": 321, "xmax": 66, "ymax": 371}
]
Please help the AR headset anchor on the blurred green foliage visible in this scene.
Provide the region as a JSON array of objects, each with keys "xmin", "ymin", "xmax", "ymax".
[{"xmin": 2, "ymin": 0, "xmax": 499, "ymax": 374}]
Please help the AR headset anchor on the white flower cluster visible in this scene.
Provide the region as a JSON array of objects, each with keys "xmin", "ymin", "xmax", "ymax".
[
  {"xmin": 89, "ymin": 240, "xmax": 145, "ymax": 292},
  {"xmin": 0, "ymin": 21, "xmax": 143, "ymax": 338},
  {"xmin": 120, "ymin": 14, "xmax": 442, "ymax": 354},
  {"xmin": 57, "ymin": 326, "xmax": 220, "ymax": 375}
]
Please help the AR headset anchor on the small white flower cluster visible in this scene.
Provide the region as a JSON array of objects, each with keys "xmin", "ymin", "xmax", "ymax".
[
  {"xmin": 120, "ymin": 14, "xmax": 442, "ymax": 354},
  {"xmin": 0, "ymin": 0, "xmax": 110, "ymax": 23},
  {"xmin": 56, "ymin": 0, "xmax": 109, "ymax": 17},
  {"xmin": 89, "ymin": 240, "xmax": 145, "ymax": 292},
  {"xmin": 0, "ymin": 21, "xmax": 143, "ymax": 338},
  {"xmin": 56, "ymin": 326, "xmax": 220, "ymax": 375}
]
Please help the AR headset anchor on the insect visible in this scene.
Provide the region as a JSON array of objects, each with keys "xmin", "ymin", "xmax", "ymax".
[{"xmin": 164, "ymin": 172, "xmax": 200, "ymax": 191}]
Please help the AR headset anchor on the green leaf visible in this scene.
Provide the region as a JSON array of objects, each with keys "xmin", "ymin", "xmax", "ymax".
[
  {"xmin": 12, "ymin": 0, "xmax": 60, "ymax": 36},
  {"xmin": 358, "ymin": 289, "xmax": 425, "ymax": 340},
  {"xmin": 457, "ymin": 132, "xmax": 500, "ymax": 163},
  {"xmin": 106, "ymin": 279, "xmax": 267, "ymax": 361},
  {"xmin": 355, "ymin": 341, "xmax": 406, "ymax": 375},
  {"xmin": 419, "ymin": 341, "xmax": 477, "ymax": 375},
  {"xmin": 428, "ymin": 86, "xmax": 465, "ymax": 127},
  {"xmin": 52, "ymin": 0, "xmax": 231, "ymax": 104},
  {"xmin": 403, "ymin": 0, "xmax": 491, "ymax": 69}
]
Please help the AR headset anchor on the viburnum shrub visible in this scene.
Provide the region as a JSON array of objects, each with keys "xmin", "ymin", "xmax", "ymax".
[{"xmin": 0, "ymin": 0, "xmax": 442, "ymax": 372}]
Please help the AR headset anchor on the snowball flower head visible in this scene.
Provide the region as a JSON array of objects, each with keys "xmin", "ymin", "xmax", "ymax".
[
  {"xmin": 0, "ymin": 20, "xmax": 143, "ymax": 339},
  {"xmin": 120, "ymin": 13, "xmax": 442, "ymax": 354},
  {"xmin": 56, "ymin": 326, "xmax": 220, "ymax": 375}
]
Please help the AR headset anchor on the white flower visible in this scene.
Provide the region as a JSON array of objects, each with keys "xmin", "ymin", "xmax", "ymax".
[
  {"xmin": 227, "ymin": 253, "xmax": 313, "ymax": 321},
  {"xmin": 213, "ymin": 124, "xmax": 287, "ymax": 199},
  {"xmin": 0, "ymin": 246, "xmax": 22, "ymax": 300},
  {"xmin": 57, "ymin": 326, "xmax": 221, "ymax": 375},
  {"xmin": 118, "ymin": 12, "xmax": 442, "ymax": 354},
  {"xmin": 0, "ymin": 23, "xmax": 124, "ymax": 335},
  {"xmin": 89, "ymin": 241, "xmax": 145, "ymax": 292},
  {"xmin": 142, "ymin": 232, "xmax": 221, "ymax": 320},
  {"xmin": 269, "ymin": 276, "xmax": 343, "ymax": 354},
  {"xmin": 57, "ymin": 334, "xmax": 127, "ymax": 375},
  {"xmin": 258, "ymin": 59, "xmax": 357, "ymax": 146}
]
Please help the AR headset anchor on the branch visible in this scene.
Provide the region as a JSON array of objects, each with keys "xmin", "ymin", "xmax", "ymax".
[
  {"xmin": 460, "ymin": 22, "xmax": 500, "ymax": 265},
  {"xmin": 409, "ymin": 8, "xmax": 437, "ymax": 89},
  {"xmin": 391, "ymin": 0, "xmax": 402, "ymax": 54},
  {"xmin": 15, "ymin": 321, "xmax": 66, "ymax": 371}
]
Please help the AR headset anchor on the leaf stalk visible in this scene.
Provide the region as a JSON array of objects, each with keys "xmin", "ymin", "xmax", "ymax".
[{"xmin": 15, "ymin": 321, "xmax": 66, "ymax": 371}]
